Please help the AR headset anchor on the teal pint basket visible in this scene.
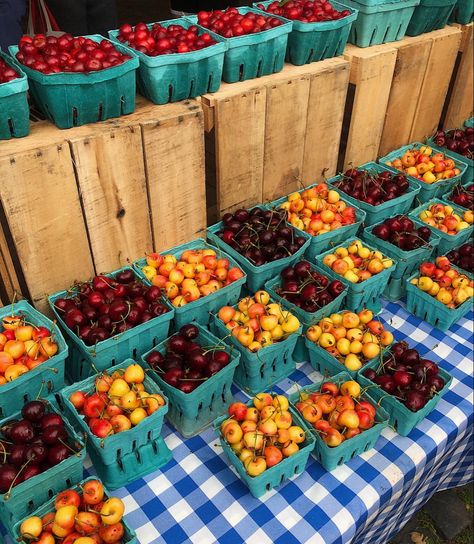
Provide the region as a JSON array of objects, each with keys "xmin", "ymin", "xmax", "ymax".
[
  {"xmin": 342, "ymin": 0, "xmax": 420, "ymax": 47},
  {"xmin": 358, "ymin": 354, "xmax": 453, "ymax": 435},
  {"xmin": 186, "ymin": 8, "xmax": 292, "ymax": 83},
  {"xmin": 253, "ymin": 1, "xmax": 358, "ymax": 65},
  {"xmin": 443, "ymin": 183, "xmax": 474, "ymax": 211},
  {"xmin": 305, "ymin": 336, "xmax": 387, "ymax": 378},
  {"xmin": 212, "ymin": 308, "xmax": 301, "ymax": 395},
  {"xmin": 49, "ymin": 266, "xmax": 174, "ymax": 383},
  {"xmin": 0, "ymin": 51, "xmax": 29, "ymax": 140},
  {"xmin": 0, "ymin": 400, "xmax": 85, "ymax": 532},
  {"xmin": 427, "ymin": 133, "xmax": 473, "ymax": 184},
  {"xmin": 289, "ymin": 371, "xmax": 389, "ymax": 470},
  {"xmin": 267, "ymin": 187, "xmax": 366, "ymax": 261},
  {"xmin": 363, "ymin": 218, "xmax": 441, "ymax": 279},
  {"xmin": 207, "ymin": 218, "xmax": 311, "ymax": 293},
  {"xmin": 264, "ymin": 262, "xmax": 348, "ymax": 363},
  {"xmin": 405, "ymin": 266, "xmax": 473, "ymax": 331},
  {"xmin": 214, "ymin": 402, "xmax": 315, "ymax": 497},
  {"xmin": 0, "ymin": 300, "xmax": 68, "ymax": 419},
  {"xmin": 9, "ymin": 35, "xmax": 139, "ymax": 129},
  {"xmin": 379, "ymin": 142, "xmax": 469, "ymax": 203},
  {"xmin": 406, "ymin": 0, "xmax": 456, "ymax": 35},
  {"xmin": 327, "ymin": 162, "xmax": 421, "ymax": 226},
  {"xmin": 450, "ymin": 0, "xmax": 474, "ymax": 22},
  {"xmin": 465, "ymin": 117, "xmax": 474, "ymax": 129},
  {"xmin": 60, "ymin": 359, "xmax": 168, "ymax": 464},
  {"xmin": 109, "ymin": 18, "xmax": 227, "ymax": 104},
  {"xmin": 13, "ymin": 477, "xmax": 137, "ymax": 543},
  {"xmin": 88, "ymin": 434, "xmax": 172, "ymax": 490},
  {"xmin": 315, "ymin": 238, "xmax": 397, "ymax": 313},
  {"xmin": 408, "ymin": 198, "xmax": 474, "ymax": 256},
  {"xmin": 142, "ymin": 324, "xmax": 240, "ymax": 437},
  {"xmin": 133, "ymin": 238, "xmax": 246, "ymax": 329}
]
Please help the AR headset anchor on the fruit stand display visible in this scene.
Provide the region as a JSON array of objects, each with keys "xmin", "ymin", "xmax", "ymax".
[{"xmin": 0, "ymin": 9, "xmax": 472, "ymax": 544}]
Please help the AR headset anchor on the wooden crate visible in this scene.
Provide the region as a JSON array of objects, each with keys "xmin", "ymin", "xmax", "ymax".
[
  {"xmin": 342, "ymin": 25, "xmax": 462, "ymax": 167},
  {"xmin": 0, "ymin": 97, "xmax": 206, "ymax": 313},
  {"xmin": 202, "ymin": 58, "xmax": 350, "ymax": 220},
  {"xmin": 443, "ymin": 23, "xmax": 473, "ymax": 129}
]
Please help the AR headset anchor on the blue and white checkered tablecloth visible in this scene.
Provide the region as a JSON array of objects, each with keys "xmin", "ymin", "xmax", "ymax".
[{"xmin": 3, "ymin": 299, "xmax": 473, "ymax": 544}]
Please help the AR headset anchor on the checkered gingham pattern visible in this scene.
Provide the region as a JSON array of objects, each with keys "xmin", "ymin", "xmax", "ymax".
[{"xmin": 3, "ymin": 299, "xmax": 473, "ymax": 544}]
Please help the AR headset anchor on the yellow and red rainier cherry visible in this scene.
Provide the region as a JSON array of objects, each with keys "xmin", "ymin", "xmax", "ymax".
[
  {"xmin": 277, "ymin": 183, "xmax": 357, "ymax": 236},
  {"xmin": 305, "ymin": 309, "xmax": 393, "ymax": 371},
  {"xmin": 222, "ymin": 393, "xmax": 305, "ymax": 477},
  {"xmin": 218, "ymin": 291, "xmax": 300, "ymax": 352},
  {"xmin": 69, "ymin": 363, "xmax": 165, "ymax": 439},
  {"xmin": 410, "ymin": 258, "xmax": 473, "ymax": 307},
  {"xmin": 385, "ymin": 145, "xmax": 462, "ymax": 184},
  {"xmin": 0, "ymin": 314, "xmax": 58, "ymax": 386},
  {"xmin": 141, "ymin": 248, "xmax": 244, "ymax": 308},
  {"xmin": 295, "ymin": 380, "xmax": 377, "ymax": 447},
  {"xmin": 322, "ymin": 240, "xmax": 393, "ymax": 284},
  {"xmin": 20, "ymin": 480, "xmax": 126, "ymax": 543},
  {"xmin": 418, "ymin": 203, "xmax": 473, "ymax": 236}
]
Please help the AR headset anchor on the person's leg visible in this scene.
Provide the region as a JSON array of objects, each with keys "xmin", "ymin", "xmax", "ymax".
[
  {"xmin": 86, "ymin": 0, "xmax": 117, "ymax": 36},
  {"xmin": 0, "ymin": 0, "xmax": 27, "ymax": 50},
  {"xmin": 46, "ymin": 0, "xmax": 88, "ymax": 36}
]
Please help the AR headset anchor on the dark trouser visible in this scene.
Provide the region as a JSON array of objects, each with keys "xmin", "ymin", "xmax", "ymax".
[
  {"xmin": 46, "ymin": 0, "xmax": 117, "ymax": 36},
  {"xmin": 0, "ymin": 0, "xmax": 27, "ymax": 50}
]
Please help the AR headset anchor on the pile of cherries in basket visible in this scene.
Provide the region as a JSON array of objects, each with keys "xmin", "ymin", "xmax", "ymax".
[
  {"xmin": 217, "ymin": 207, "xmax": 307, "ymax": 266},
  {"xmin": 256, "ymin": 0, "xmax": 351, "ymax": 22},
  {"xmin": 197, "ymin": 7, "xmax": 283, "ymax": 38}
]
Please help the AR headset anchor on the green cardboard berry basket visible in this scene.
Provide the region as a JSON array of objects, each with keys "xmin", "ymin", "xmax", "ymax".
[
  {"xmin": 408, "ymin": 198, "xmax": 474, "ymax": 256},
  {"xmin": 0, "ymin": 50, "xmax": 29, "ymax": 140},
  {"xmin": 48, "ymin": 266, "xmax": 174, "ymax": 383},
  {"xmin": 207, "ymin": 216, "xmax": 311, "ymax": 293},
  {"xmin": 142, "ymin": 323, "xmax": 240, "ymax": 438},
  {"xmin": 405, "ymin": 266, "xmax": 473, "ymax": 331},
  {"xmin": 341, "ymin": 0, "xmax": 420, "ymax": 47},
  {"xmin": 133, "ymin": 238, "xmax": 246, "ymax": 329},
  {"xmin": 315, "ymin": 238, "xmax": 397, "ymax": 313},
  {"xmin": 264, "ymin": 262, "xmax": 348, "ymax": 363},
  {"xmin": 267, "ymin": 188, "xmax": 366, "ymax": 262},
  {"xmin": 357, "ymin": 354, "xmax": 453, "ymax": 435},
  {"xmin": 363, "ymin": 217, "xmax": 441, "ymax": 281},
  {"xmin": 426, "ymin": 134, "xmax": 473, "ymax": 184},
  {"xmin": 450, "ymin": 0, "xmax": 474, "ymax": 22},
  {"xmin": 253, "ymin": 0, "xmax": 358, "ymax": 65},
  {"xmin": 305, "ymin": 336, "xmax": 388, "ymax": 378},
  {"xmin": 13, "ymin": 477, "xmax": 137, "ymax": 543},
  {"xmin": 87, "ymin": 434, "xmax": 172, "ymax": 490},
  {"xmin": 327, "ymin": 162, "xmax": 421, "ymax": 227},
  {"xmin": 379, "ymin": 142, "xmax": 469, "ymax": 203},
  {"xmin": 465, "ymin": 117, "xmax": 474, "ymax": 129},
  {"xmin": 213, "ymin": 402, "xmax": 315, "ymax": 498},
  {"xmin": 109, "ymin": 18, "xmax": 227, "ymax": 104},
  {"xmin": 0, "ymin": 300, "xmax": 68, "ymax": 419},
  {"xmin": 186, "ymin": 8, "xmax": 292, "ymax": 83},
  {"xmin": 442, "ymin": 183, "xmax": 474, "ymax": 211},
  {"xmin": 60, "ymin": 359, "xmax": 168, "ymax": 465},
  {"xmin": 289, "ymin": 371, "xmax": 389, "ymax": 470},
  {"xmin": 0, "ymin": 399, "xmax": 85, "ymax": 532},
  {"xmin": 211, "ymin": 305, "xmax": 301, "ymax": 395},
  {"xmin": 9, "ymin": 35, "xmax": 139, "ymax": 129},
  {"xmin": 406, "ymin": 0, "xmax": 456, "ymax": 35}
]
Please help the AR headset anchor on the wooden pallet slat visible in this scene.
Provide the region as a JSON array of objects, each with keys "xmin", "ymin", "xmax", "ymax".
[
  {"xmin": 0, "ymin": 143, "xmax": 95, "ymax": 313},
  {"xmin": 302, "ymin": 58, "xmax": 350, "ymax": 182},
  {"xmin": 410, "ymin": 26, "xmax": 462, "ymax": 142},
  {"xmin": 343, "ymin": 44, "xmax": 398, "ymax": 168},
  {"xmin": 143, "ymin": 107, "xmax": 207, "ymax": 251},
  {"xmin": 443, "ymin": 22, "xmax": 474, "ymax": 129},
  {"xmin": 69, "ymin": 125, "xmax": 154, "ymax": 273}
]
